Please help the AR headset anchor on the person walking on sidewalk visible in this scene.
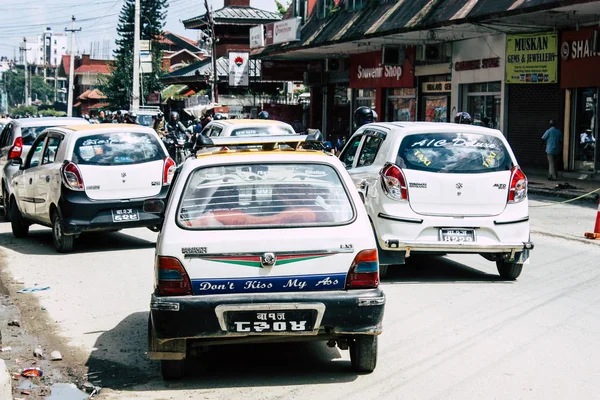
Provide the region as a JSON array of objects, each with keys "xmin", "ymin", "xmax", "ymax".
[{"xmin": 542, "ymin": 119, "xmax": 563, "ymax": 181}]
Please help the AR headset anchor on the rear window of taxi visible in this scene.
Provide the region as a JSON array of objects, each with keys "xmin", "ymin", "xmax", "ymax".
[
  {"xmin": 397, "ymin": 132, "xmax": 513, "ymax": 174},
  {"xmin": 177, "ymin": 163, "xmax": 355, "ymax": 229}
]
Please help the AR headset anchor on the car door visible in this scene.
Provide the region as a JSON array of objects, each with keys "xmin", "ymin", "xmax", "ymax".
[
  {"xmin": 34, "ymin": 134, "xmax": 63, "ymax": 223},
  {"xmin": 18, "ymin": 134, "xmax": 47, "ymax": 218},
  {"xmin": 0, "ymin": 123, "xmax": 13, "ymax": 167},
  {"xmin": 347, "ymin": 130, "xmax": 387, "ymax": 202}
]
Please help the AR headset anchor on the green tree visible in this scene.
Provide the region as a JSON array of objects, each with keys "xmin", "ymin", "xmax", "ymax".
[
  {"xmin": 101, "ymin": 0, "xmax": 168, "ymax": 109},
  {"xmin": 275, "ymin": 0, "xmax": 291, "ymax": 16},
  {"xmin": 1, "ymin": 67, "xmax": 56, "ymax": 106}
]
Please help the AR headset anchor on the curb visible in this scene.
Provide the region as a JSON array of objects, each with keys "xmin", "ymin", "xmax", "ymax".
[
  {"xmin": 0, "ymin": 359, "xmax": 11, "ymax": 400},
  {"xmin": 531, "ymin": 230, "xmax": 600, "ymax": 246},
  {"xmin": 528, "ymin": 187, "xmax": 599, "ymax": 204}
]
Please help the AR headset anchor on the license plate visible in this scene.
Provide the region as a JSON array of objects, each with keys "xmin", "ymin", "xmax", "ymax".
[
  {"xmin": 111, "ymin": 208, "xmax": 139, "ymax": 223},
  {"xmin": 227, "ymin": 310, "xmax": 315, "ymax": 333},
  {"xmin": 439, "ymin": 228, "xmax": 475, "ymax": 242}
]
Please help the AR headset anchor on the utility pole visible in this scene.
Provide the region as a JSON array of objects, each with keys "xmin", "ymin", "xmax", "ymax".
[
  {"xmin": 132, "ymin": 0, "xmax": 141, "ymax": 112},
  {"xmin": 19, "ymin": 38, "xmax": 31, "ymax": 106},
  {"xmin": 65, "ymin": 16, "xmax": 81, "ymax": 117},
  {"xmin": 204, "ymin": 0, "xmax": 218, "ymax": 103}
]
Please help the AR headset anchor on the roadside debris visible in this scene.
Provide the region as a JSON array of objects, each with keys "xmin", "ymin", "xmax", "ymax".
[
  {"xmin": 21, "ymin": 367, "xmax": 43, "ymax": 378},
  {"xmin": 33, "ymin": 347, "xmax": 44, "ymax": 358},
  {"xmin": 8, "ymin": 320, "xmax": 21, "ymax": 327},
  {"xmin": 50, "ymin": 351, "xmax": 63, "ymax": 361},
  {"xmin": 17, "ymin": 286, "xmax": 51, "ymax": 294},
  {"xmin": 1, "ymin": 346, "xmax": 12, "ymax": 352}
]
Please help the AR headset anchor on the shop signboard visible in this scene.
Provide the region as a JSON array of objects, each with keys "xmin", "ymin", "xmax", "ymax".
[
  {"xmin": 262, "ymin": 60, "xmax": 321, "ymax": 82},
  {"xmin": 250, "ymin": 25, "xmax": 264, "ymax": 49},
  {"xmin": 560, "ymin": 27, "xmax": 600, "ymax": 88},
  {"xmin": 265, "ymin": 18, "xmax": 301, "ymax": 46},
  {"xmin": 421, "ymin": 81, "xmax": 451, "ymax": 93},
  {"xmin": 229, "ymin": 52, "xmax": 249, "ymax": 87},
  {"xmin": 506, "ymin": 32, "xmax": 558, "ymax": 84},
  {"xmin": 350, "ymin": 49, "xmax": 415, "ymax": 89}
]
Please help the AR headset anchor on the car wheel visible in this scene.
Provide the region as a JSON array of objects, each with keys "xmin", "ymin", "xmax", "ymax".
[
  {"xmin": 496, "ymin": 259, "xmax": 523, "ymax": 280},
  {"xmin": 52, "ymin": 211, "xmax": 74, "ymax": 253},
  {"xmin": 350, "ymin": 335, "xmax": 378, "ymax": 373},
  {"xmin": 161, "ymin": 360, "xmax": 185, "ymax": 380},
  {"xmin": 379, "ymin": 265, "xmax": 389, "ymax": 279},
  {"xmin": 2, "ymin": 184, "xmax": 10, "ymax": 222},
  {"xmin": 10, "ymin": 198, "xmax": 29, "ymax": 238}
]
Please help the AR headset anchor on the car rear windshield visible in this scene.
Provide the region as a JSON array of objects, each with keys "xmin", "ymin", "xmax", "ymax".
[
  {"xmin": 231, "ymin": 126, "xmax": 295, "ymax": 136},
  {"xmin": 74, "ymin": 132, "xmax": 164, "ymax": 166},
  {"xmin": 21, "ymin": 126, "xmax": 55, "ymax": 145},
  {"xmin": 397, "ymin": 132, "xmax": 513, "ymax": 173},
  {"xmin": 177, "ymin": 163, "xmax": 355, "ymax": 229}
]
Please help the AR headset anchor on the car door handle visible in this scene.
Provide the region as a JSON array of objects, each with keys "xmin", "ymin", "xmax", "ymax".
[
  {"xmin": 359, "ymin": 179, "xmax": 367, "ymax": 190},
  {"xmin": 45, "ymin": 176, "xmax": 50, "ymax": 183},
  {"xmin": 29, "ymin": 178, "xmax": 33, "ymax": 184}
]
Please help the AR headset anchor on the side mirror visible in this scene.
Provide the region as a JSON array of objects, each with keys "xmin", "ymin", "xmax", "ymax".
[
  {"xmin": 306, "ymin": 129, "xmax": 323, "ymax": 143},
  {"xmin": 194, "ymin": 134, "xmax": 214, "ymax": 151},
  {"xmin": 143, "ymin": 199, "xmax": 165, "ymax": 214},
  {"xmin": 9, "ymin": 157, "xmax": 22, "ymax": 166}
]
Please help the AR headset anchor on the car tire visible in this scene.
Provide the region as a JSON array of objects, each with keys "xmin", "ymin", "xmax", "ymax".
[
  {"xmin": 496, "ymin": 260, "xmax": 523, "ymax": 280},
  {"xmin": 2, "ymin": 184, "xmax": 10, "ymax": 222},
  {"xmin": 10, "ymin": 198, "xmax": 29, "ymax": 238},
  {"xmin": 52, "ymin": 211, "xmax": 74, "ymax": 253},
  {"xmin": 161, "ymin": 360, "xmax": 185, "ymax": 380},
  {"xmin": 350, "ymin": 335, "xmax": 378, "ymax": 373},
  {"xmin": 379, "ymin": 265, "xmax": 389, "ymax": 279}
]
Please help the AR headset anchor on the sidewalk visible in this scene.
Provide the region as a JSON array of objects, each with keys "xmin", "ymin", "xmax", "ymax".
[{"xmin": 524, "ymin": 168, "xmax": 600, "ymax": 204}]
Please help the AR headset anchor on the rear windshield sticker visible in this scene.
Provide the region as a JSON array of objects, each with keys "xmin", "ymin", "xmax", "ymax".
[{"xmin": 411, "ymin": 138, "xmax": 498, "ymax": 150}]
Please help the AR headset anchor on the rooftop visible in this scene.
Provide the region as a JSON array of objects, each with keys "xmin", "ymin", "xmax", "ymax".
[{"xmin": 183, "ymin": 6, "xmax": 281, "ymax": 28}]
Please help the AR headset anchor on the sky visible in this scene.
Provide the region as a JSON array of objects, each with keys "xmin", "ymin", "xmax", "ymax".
[{"xmin": 0, "ymin": 0, "xmax": 279, "ymax": 59}]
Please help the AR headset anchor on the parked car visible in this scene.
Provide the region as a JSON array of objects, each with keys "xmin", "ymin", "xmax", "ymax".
[
  {"xmin": 9, "ymin": 124, "xmax": 176, "ymax": 252},
  {"xmin": 339, "ymin": 122, "xmax": 533, "ymax": 280},
  {"xmin": 201, "ymin": 119, "xmax": 296, "ymax": 138},
  {"xmin": 0, "ymin": 117, "xmax": 88, "ymax": 220},
  {"xmin": 147, "ymin": 134, "xmax": 385, "ymax": 379}
]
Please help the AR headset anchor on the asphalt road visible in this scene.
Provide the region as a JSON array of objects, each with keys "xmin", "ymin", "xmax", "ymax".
[{"xmin": 0, "ymin": 196, "xmax": 599, "ymax": 399}]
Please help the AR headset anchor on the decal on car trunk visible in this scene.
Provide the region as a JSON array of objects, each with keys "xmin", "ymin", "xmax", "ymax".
[{"xmin": 198, "ymin": 253, "xmax": 333, "ymax": 268}]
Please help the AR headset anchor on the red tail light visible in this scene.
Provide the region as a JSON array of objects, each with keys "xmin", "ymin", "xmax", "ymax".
[
  {"xmin": 61, "ymin": 162, "xmax": 84, "ymax": 191},
  {"xmin": 163, "ymin": 157, "xmax": 176, "ymax": 185},
  {"xmin": 346, "ymin": 249, "xmax": 379, "ymax": 289},
  {"xmin": 380, "ymin": 163, "xmax": 408, "ymax": 201},
  {"xmin": 8, "ymin": 137, "xmax": 23, "ymax": 160},
  {"xmin": 156, "ymin": 256, "xmax": 192, "ymax": 296},
  {"xmin": 508, "ymin": 166, "xmax": 527, "ymax": 203}
]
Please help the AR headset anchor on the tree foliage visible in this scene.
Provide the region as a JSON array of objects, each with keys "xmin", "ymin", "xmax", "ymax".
[
  {"xmin": 101, "ymin": 0, "xmax": 168, "ymax": 109},
  {"xmin": 1, "ymin": 67, "xmax": 56, "ymax": 106},
  {"xmin": 275, "ymin": 0, "xmax": 291, "ymax": 16}
]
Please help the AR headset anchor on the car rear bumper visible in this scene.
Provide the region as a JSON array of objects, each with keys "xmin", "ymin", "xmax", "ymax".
[
  {"xmin": 58, "ymin": 186, "xmax": 169, "ymax": 234},
  {"xmin": 381, "ymin": 239, "xmax": 534, "ymax": 254},
  {"xmin": 149, "ymin": 288, "xmax": 385, "ymax": 356}
]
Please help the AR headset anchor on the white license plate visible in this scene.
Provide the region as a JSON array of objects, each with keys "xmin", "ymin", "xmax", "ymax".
[
  {"xmin": 227, "ymin": 310, "xmax": 315, "ymax": 333},
  {"xmin": 111, "ymin": 208, "xmax": 139, "ymax": 223},
  {"xmin": 440, "ymin": 228, "xmax": 475, "ymax": 242}
]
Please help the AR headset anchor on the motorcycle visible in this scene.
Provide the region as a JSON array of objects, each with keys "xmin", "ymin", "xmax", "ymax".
[{"xmin": 163, "ymin": 128, "xmax": 193, "ymax": 165}]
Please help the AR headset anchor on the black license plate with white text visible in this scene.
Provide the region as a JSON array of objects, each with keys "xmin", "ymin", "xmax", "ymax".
[
  {"xmin": 111, "ymin": 208, "xmax": 139, "ymax": 223},
  {"xmin": 227, "ymin": 310, "xmax": 316, "ymax": 333},
  {"xmin": 440, "ymin": 228, "xmax": 475, "ymax": 242}
]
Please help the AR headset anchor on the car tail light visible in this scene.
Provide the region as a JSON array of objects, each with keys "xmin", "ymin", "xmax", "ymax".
[
  {"xmin": 61, "ymin": 162, "xmax": 84, "ymax": 191},
  {"xmin": 380, "ymin": 163, "xmax": 408, "ymax": 201},
  {"xmin": 346, "ymin": 249, "xmax": 379, "ymax": 289},
  {"xmin": 163, "ymin": 157, "xmax": 176, "ymax": 185},
  {"xmin": 508, "ymin": 166, "xmax": 527, "ymax": 203},
  {"xmin": 156, "ymin": 256, "xmax": 192, "ymax": 296},
  {"xmin": 8, "ymin": 137, "xmax": 23, "ymax": 160}
]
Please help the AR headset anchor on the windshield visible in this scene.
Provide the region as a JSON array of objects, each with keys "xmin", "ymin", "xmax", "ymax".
[
  {"xmin": 137, "ymin": 115, "xmax": 154, "ymax": 127},
  {"xmin": 231, "ymin": 126, "xmax": 295, "ymax": 136},
  {"xmin": 177, "ymin": 163, "xmax": 354, "ymax": 229},
  {"xmin": 73, "ymin": 132, "xmax": 164, "ymax": 166},
  {"xmin": 398, "ymin": 132, "xmax": 513, "ymax": 174},
  {"xmin": 21, "ymin": 126, "xmax": 55, "ymax": 146}
]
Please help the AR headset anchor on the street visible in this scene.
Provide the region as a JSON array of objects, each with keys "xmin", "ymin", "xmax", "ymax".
[{"xmin": 1, "ymin": 196, "xmax": 600, "ymax": 399}]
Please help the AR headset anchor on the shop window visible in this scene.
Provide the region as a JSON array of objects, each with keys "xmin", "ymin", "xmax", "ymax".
[
  {"xmin": 355, "ymin": 89, "xmax": 376, "ymax": 109},
  {"xmin": 387, "ymin": 88, "xmax": 416, "ymax": 122},
  {"xmin": 422, "ymin": 95, "xmax": 449, "ymax": 122},
  {"xmin": 463, "ymin": 81, "xmax": 501, "ymax": 129}
]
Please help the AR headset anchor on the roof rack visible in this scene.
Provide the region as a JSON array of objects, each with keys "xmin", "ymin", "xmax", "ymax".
[{"xmin": 195, "ymin": 131, "xmax": 323, "ymax": 151}]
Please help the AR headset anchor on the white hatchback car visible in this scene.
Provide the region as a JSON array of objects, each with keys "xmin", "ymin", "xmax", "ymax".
[
  {"xmin": 201, "ymin": 119, "xmax": 296, "ymax": 139},
  {"xmin": 147, "ymin": 135, "xmax": 385, "ymax": 379},
  {"xmin": 340, "ymin": 122, "xmax": 533, "ymax": 280},
  {"xmin": 9, "ymin": 124, "xmax": 176, "ymax": 252}
]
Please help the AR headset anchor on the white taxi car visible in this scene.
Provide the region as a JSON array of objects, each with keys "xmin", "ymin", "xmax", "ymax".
[
  {"xmin": 200, "ymin": 119, "xmax": 295, "ymax": 138},
  {"xmin": 340, "ymin": 122, "xmax": 533, "ymax": 280},
  {"xmin": 147, "ymin": 135, "xmax": 385, "ymax": 379},
  {"xmin": 9, "ymin": 124, "xmax": 175, "ymax": 252}
]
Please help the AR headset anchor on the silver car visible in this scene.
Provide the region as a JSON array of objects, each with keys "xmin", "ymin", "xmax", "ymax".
[{"xmin": 0, "ymin": 117, "xmax": 88, "ymax": 220}]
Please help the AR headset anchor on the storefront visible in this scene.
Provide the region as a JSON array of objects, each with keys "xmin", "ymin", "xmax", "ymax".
[
  {"xmin": 561, "ymin": 27, "xmax": 600, "ymax": 174},
  {"xmin": 451, "ymin": 35, "xmax": 506, "ymax": 130},
  {"xmin": 505, "ymin": 32, "xmax": 561, "ymax": 170},
  {"xmin": 415, "ymin": 63, "xmax": 452, "ymax": 122},
  {"xmin": 349, "ymin": 48, "xmax": 416, "ymax": 126}
]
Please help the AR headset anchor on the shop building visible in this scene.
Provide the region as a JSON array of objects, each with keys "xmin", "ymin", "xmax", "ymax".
[
  {"xmin": 451, "ymin": 35, "xmax": 506, "ymax": 131},
  {"xmin": 505, "ymin": 32, "xmax": 561, "ymax": 170},
  {"xmin": 560, "ymin": 27, "xmax": 600, "ymax": 175},
  {"xmin": 415, "ymin": 48, "xmax": 453, "ymax": 122}
]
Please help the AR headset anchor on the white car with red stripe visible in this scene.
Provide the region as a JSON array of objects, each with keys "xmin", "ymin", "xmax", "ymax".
[
  {"xmin": 9, "ymin": 124, "xmax": 175, "ymax": 252},
  {"xmin": 147, "ymin": 135, "xmax": 385, "ymax": 380},
  {"xmin": 340, "ymin": 122, "xmax": 533, "ymax": 280}
]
